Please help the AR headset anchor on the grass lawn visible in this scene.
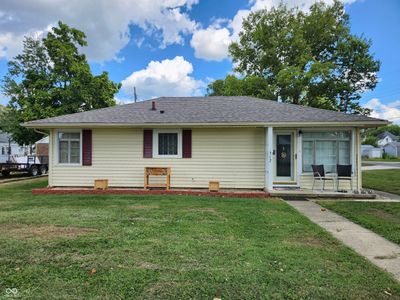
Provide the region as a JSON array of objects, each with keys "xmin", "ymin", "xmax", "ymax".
[
  {"xmin": 364, "ymin": 158, "xmax": 400, "ymax": 162},
  {"xmin": 363, "ymin": 169, "xmax": 400, "ymax": 195},
  {"xmin": 0, "ymin": 179, "xmax": 399, "ymax": 299},
  {"xmin": 318, "ymin": 201, "xmax": 400, "ymax": 246}
]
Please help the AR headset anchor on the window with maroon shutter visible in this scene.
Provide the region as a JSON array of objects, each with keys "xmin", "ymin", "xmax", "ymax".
[
  {"xmin": 82, "ymin": 130, "xmax": 92, "ymax": 166},
  {"xmin": 182, "ymin": 129, "xmax": 192, "ymax": 158},
  {"xmin": 143, "ymin": 130, "xmax": 153, "ymax": 158}
]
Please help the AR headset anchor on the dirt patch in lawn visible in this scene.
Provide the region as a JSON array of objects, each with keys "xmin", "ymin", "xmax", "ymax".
[
  {"xmin": 128, "ymin": 205, "xmax": 160, "ymax": 210},
  {"xmin": 0, "ymin": 224, "xmax": 98, "ymax": 240},
  {"xmin": 136, "ymin": 261, "xmax": 162, "ymax": 270},
  {"xmin": 367, "ymin": 209, "xmax": 399, "ymax": 223},
  {"xmin": 285, "ymin": 235, "xmax": 330, "ymax": 248},
  {"xmin": 185, "ymin": 207, "xmax": 218, "ymax": 213}
]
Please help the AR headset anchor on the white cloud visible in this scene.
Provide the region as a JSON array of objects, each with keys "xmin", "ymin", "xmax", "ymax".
[
  {"xmin": 365, "ymin": 98, "xmax": 400, "ymax": 124},
  {"xmin": 190, "ymin": 26, "xmax": 231, "ymax": 61},
  {"xmin": 0, "ymin": 0, "xmax": 198, "ymax": 61},
  {"xmin": 121, "ymin": 56, "xmax": 204, "ymax": 100},
  {"xmin": 191, "ymin": 0, "xmax": 359, "ymax": 61}
]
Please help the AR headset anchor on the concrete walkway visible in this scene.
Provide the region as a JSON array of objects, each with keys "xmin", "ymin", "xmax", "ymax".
[{"xmin": 287, "ymin": 200, "xmax": 400, "ymax": 281}]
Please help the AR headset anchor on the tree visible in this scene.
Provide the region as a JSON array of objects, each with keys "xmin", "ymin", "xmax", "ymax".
[
  {"xmin": 1, "ymin": 21, "xmax": 121, "ymax": 145},
  {"xmin": 362, "ymin": 135, "xmax": 378, "ymax": 147},
  {"xmin": 364, "ymin": 124, "xmax": 400, "ymax": 139},
  {"xmin": 216, "ymin": 1, "xmax": 379, "ymax": 114},
  {"xmin": 207, "ymin": 75, "xmax": 275, "ymax": 99}
]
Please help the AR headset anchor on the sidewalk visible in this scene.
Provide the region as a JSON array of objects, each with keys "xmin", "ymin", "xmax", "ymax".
[{"xmin": 287, "ymin": 200, "xmax": 400, "ymax": 281}]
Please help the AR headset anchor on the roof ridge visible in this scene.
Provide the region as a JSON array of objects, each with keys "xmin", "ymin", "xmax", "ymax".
[{"xmin": 24, "ymin": 96, "xmax": 388, "ymax": 126}]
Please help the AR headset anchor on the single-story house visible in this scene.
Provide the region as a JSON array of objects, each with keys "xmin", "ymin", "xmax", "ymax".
[
  {"xmin": 24, "ymin": 96, "xmax": 387, "ymax": 191},
  {"xmin": 361, "ymin": 145, "xmax": 382, "ymax": 158},
  {"xmin": 377, "ymin": 131, "xmax": 398, "ymax": 147},
  {"xmin": 383, "ymin": 141, "xmax": 400, "ymax": 157}
]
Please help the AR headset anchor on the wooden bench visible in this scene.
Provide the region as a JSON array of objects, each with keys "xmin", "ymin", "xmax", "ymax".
[{"xmin": 144, "ymin": 167, "xmax": 171, "ymax": 190}]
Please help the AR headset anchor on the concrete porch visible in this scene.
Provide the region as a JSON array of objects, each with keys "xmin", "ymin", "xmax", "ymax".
[{"xmin": 269, "ymin": 186, "xmax": 376, "ymax": 199}]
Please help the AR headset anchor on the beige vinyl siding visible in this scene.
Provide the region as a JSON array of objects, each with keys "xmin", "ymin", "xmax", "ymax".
[{"xmin": 50, "ymin": 128, "xmax": 265, "ymax": 189}]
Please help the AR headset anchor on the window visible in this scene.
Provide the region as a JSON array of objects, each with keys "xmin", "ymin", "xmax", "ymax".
[
  {"xmin": 1, "ymin": 147, "xmax": 4, "ymax": 155},
  {"xmin": 58, "ymin": 131, "xmax": 81, "ymax": 164},
  {"xmin": 302, "ymin": 131, "xmax": 351, "ymax": 173},
  {"xmin": 158, "ymin": 133, "xmax": 178, "ymax": 155},
  {"xmin": 153, "ymin": 129, "xmax": 182, "ymax": 158}
]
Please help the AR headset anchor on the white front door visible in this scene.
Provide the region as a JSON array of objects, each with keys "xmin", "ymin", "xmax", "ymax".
[{"xmin": 273, "ymin": 131, "xmax": 297, "ymax": 184}]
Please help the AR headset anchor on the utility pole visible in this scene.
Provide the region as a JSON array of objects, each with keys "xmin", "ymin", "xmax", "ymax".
[
  {"xmin": 134, "ymin": 86, "xmax": 137, "ymax": 103},
  {"xmin": 7, "ymin": 137, "xmax": 11, "ymax": 163}
]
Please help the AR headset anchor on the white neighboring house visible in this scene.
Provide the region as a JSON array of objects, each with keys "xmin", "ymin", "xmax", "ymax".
[
  {"xmin": 377, "ymin": 131, "xmax": 398, "ymax": 146},
  {"xmin": 361, "ymin": 144, "xmax": 382, "ymax": 158},
  {"xmin": 383, "ymin": 142, "xmax": 400, "ymax": 157},
  {"xmin": 0, "ymin": 131, "xmax": 29, "ymax": 163}
]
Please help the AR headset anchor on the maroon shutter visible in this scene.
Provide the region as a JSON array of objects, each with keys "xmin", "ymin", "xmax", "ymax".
[
  {"xmin": 143, "ymin": 130, "xmax": 153, "ymax": 158},
  {"xmin": 182, "ymin": 129, "xmax": 192, "ymax": 158},
  {"xmin": 82, "ymin": 130, "xmax": 92, "ymax": 166}
]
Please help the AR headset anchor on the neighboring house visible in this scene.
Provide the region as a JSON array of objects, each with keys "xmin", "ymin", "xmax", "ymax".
[
  {"xmin": 383, "ymin": 141, "xmax": 400, "ymax": 157},
  {"xmin": 34, "ymin": 136, "xmax": 49, "ymax": 156},
  {"xmin": 377, "ymin": 131, "xmax": 398, "ymax": 146},
  {"xmin": 24, "ymin": 96, "xmax": 387, "ymax": 191},
  {"xmin": 361, "ymin": 144, "xmax": 382, "ymax": 158},
  {"xmin": 0, "ymin": 131, "xmax": 29, "ymax": 163}
]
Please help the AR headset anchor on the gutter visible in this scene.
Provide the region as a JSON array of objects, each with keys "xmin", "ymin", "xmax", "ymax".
[{"xmin": 23, "ymin": 120, "xmax": 389, "ymax": 129}]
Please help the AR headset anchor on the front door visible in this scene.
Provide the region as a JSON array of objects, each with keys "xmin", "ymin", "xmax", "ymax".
[{"xmin": 274, "ymin": 132, "xmax": 296, "ymax": 183}]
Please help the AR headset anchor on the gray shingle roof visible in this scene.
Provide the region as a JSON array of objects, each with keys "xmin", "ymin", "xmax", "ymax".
[
  {"xmin": 0, "ymin": 131, "xmax": 12, "ymax": 143},
  {"xmin": 24, "ymin": 96, "xmax": 387, "ymax": 126},
  {"xmin": 377, "ymin": 131, "xmax": 398, "ymax": 141}
]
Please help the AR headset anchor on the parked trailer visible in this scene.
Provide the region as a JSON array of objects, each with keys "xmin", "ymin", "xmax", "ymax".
[{"xmin": 0, "ymin": 156, "xmax": 48, "ymax": 176}]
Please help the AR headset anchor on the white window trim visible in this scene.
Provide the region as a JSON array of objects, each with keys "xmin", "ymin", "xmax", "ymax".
[
  {"xmin": 153, "ymin": 129, "xmax": 182, "ymax": 158},
  {"xmin": 55, "ymin": 129, "xmax": 82, "ymax": 166}
]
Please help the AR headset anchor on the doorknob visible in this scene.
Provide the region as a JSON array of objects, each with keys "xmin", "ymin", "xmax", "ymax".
[{"xmin": 272, "ymin": 150, "xmax": 276, "ymax": 155}]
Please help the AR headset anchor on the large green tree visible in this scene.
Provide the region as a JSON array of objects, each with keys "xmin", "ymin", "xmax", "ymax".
[
  {"xmin": 363, "ymin": 124, "xmax": 400, "ymax": 139},
  {"xmin": 207, "ymin": 75, "xmax": 275, "ymax": 99},
  {"xmin": 209, "ymin": 1, "xmax": 380, "ymax": 114},
  {"xmin": 1, "ymin": 22, "xmax": 121, "ymax": 145}
]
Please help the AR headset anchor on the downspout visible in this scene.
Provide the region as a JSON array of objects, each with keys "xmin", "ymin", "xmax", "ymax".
[{"xmin": 33, "ymin": 129, "xmax": 49, "ymax": 156}]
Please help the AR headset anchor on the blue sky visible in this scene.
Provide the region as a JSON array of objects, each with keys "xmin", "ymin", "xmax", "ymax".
[{"xmin": 0, "ymin": 0, "xmax": 399, "ymax": 122}]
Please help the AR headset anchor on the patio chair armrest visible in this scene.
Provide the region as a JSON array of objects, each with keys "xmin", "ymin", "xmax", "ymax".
[{"xmin": 313, "ymin": 172, "xmax": 322, "ymax": 179}]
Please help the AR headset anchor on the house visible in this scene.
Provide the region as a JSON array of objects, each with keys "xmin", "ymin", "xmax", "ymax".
[
  {"xmin": 34, "ymin": 136, "xmax": 49, "ymax": 156},
  {"xmin": 23, "ymin": 96, "xmax": 387, "ymax": 191},
  {"xmin": 0, "ymin": 131, "xmax": 29, "ymax": 163},
  {"xmin": 383, "ymin": 141, "xmax": 400, "ymax": 157},
  {"xmin": 377, "ymin": 131, "xmax": 398, "ymax": 146},
  {"xmin": 361, "ymin": 144, "xmax": 382, "ymax": 158}
]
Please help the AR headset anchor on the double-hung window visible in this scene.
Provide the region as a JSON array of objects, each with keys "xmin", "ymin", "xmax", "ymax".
[
  {"xmin": 58, "ymin": 131, "xmax": 81, "ymax": 164},
  {"xmin": 302, "ymin": 131, "xmax": 351, "ymax": 173},
  {"xmin": 153, "ymin": 129, "xmax": 182, "ymax": 158}
]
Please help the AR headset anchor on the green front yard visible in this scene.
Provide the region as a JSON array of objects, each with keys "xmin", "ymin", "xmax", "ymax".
[
  {"xmin": 363, "ymin": 169, "xmax": 400, "ymax": 195},
  {"xmin": 364, "ymin": 158, "xmax": 400, "ymax": 162},
  {"xmin": 0, "ymin": 179, "xmax": 399, "ymax": 299},
  {"xmin": 318, "ymin": 201, "xmax": 400, "ymax": 246}
]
